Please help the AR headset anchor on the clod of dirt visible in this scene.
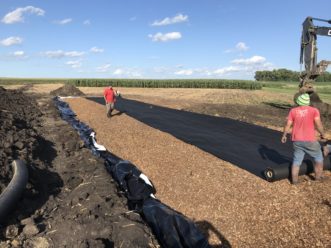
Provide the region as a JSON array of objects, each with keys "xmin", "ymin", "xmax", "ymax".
[
  {"xmin": 0, "ymin": 88, "xmax": 159, "ymax": 247},
  {"xmin": 0, "ymin": 86, "xmax": 6, "ymax": 92},
  {"xmin": 50, "ymin": 84, "xmax": 85, "ymax": 97},
  {"xmin": 0, "ymin": 88, "xmax": 42, "ymax": 192}
]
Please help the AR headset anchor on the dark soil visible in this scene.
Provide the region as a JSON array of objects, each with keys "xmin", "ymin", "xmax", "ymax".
[
  {"xmin": 50, "ymin": 84, "xmax": 85, "ymax": 97},
  {"xmin": 185, "ymin": 102, "xmax": 331, "ymax": 130},
  {"xmin": 184, "ymin": 102, "xmax": 289, "ymax": 128},
  {"xmin": 0, "ymin": 86, "xmax": 159, "ymax": 247}
]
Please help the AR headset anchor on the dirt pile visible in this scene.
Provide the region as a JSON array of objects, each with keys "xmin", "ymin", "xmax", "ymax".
[
  {"xmin": 0, "ymin": 86, "xmax": 41, "ymax": 192},
  {"xmin": 50, "ymin": 84, "xmax": 85, "ymax": 97},
  {"xmin": 0, "ymin": 88, "xmax": 158, "ymax": 247}
]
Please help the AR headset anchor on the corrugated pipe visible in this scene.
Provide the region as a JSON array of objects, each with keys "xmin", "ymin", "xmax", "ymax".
[{"xmin": 0, "ymin": 160, "xmax": 28, "ymax": 224}]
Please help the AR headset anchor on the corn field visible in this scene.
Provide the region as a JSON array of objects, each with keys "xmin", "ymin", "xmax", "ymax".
[
  {"xmin": 0, "ymin": 78, "xmax": 262, "ymax": 90},
  {"xmin": 67, "ymin": 79, "xmax": 262, "ymax": 90}
]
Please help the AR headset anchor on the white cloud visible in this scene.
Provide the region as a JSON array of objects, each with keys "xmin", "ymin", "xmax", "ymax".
[
  {"xmin": 231, "ymin": 56, "xmax": 266, "ymax": 65},
  {"xmin": 113, "ymin": 69, "xmax": 124, "ymax": 75},
  {"xmin": 168, "ymin": 61, "xmax": 274, "ymax": 78},
  {"xmin": 65, "ymin": 51, "xmax": 85, "ymax": 57},
  {"xmin": 175, "ymin": 69, "xmax": 194, "ymax": 76},
  {"xmin": 13, "ymin": 51, "xmax": 25, "ymax": 56},
  {"xmin": 43, "ymin": 50, "xmax": 85, "ymax": 58},
  {"xmin": 6, "ymin": 50, "xmax": 28, "ymax": 59},
  {"xmin": 148, "ymin": 32, "xmax": 182, "ymax": 42},
  {"xmin": 208, "ymin": 56, "xmax": 274, "ymax": 77},
  {"xmin": 225, "ymin": 42, "xmax": 249, "ymax": 53},
  {"xmin": 1, "ymin": 36, "xmax": 23, "ymax": 46},
  {"xmin": 90, "ymin": 47, "xmax": 104, "ymax": 53},
  {"xmin": 0, "ymin": 50, "xmax": 29, "ymax": 61},
  {"xmin": 236, "ymin": 42, "xmax": 249, "ymax": 51},
  {"xmin": 96, "ymin": 64, "xmax": 111, "ymax": 73},
  {"xmin": 83, "ymin": 19, "xmax": 91, "ymax": 25},
  {"xmin": 54, "ymin": 18, "xmax": 72, "ymax": 25},
  {"xmin": 259, "ymin": 62, "xmax": 274, "ymax": 70},
  {"xmin": 43, "ymin": 50, "xmax": 63, "ymax": 58},
  {"xmin": 213, "ymin": 66, "xmax": 241, "ymax": 75},
  {"xmin": 66, "ymin": 60, "xmax": 82, "ymax": 68},
  {"xmin": 2, "ymin": 6, "xmax": 45, "ymax": 24},
  {"xmin": 151, "ymin": 13, "xmax": 188, "ymax": 26},
  {"xmin": 113, "ymin": 68, "xmax": 143, "ymax": 78},
  {"xmin": 172, "ymin": 67, "xmax": 240, "ymax": 77}
]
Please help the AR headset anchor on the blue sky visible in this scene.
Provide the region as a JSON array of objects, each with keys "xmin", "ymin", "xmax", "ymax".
[{"xmin": 0, "ymin": 0, "xmax": 330, "ymax": 79}]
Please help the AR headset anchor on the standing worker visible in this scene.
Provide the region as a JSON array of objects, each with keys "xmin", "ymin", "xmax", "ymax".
[
  {"xmin": 281, "ymin": 93, "xmax": 325, "ymax": 184},
  {"xmin": 104, "ymin": 85, "xmax": 116, "ymax": 118}
]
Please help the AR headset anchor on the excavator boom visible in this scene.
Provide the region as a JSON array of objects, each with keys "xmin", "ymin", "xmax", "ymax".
[{"xmin": 299, "ymin": 17, "xmax": 331, "ymax": 91}]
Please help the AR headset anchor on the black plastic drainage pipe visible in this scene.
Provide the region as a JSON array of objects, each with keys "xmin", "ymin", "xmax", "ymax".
[
  {"xmin": 0, "ymin": 160, "xmax": 28, "ymax": 223},
  {"xmin": 264, "ymin": 160, "xmax": 331, "ymax": 182}
]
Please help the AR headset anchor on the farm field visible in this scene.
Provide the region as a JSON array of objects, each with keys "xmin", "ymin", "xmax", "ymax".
[
  {"xmin": 1, "ymin": 83, "xmax": 331, "ymax": 247},
  {"xmin": 2, "ymin": 0, "xmax": 331, "ymax": 247}
]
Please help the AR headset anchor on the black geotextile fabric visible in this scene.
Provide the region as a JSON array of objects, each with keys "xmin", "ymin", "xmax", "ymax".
[
  {"xmin": 54, "ymin": 97, "xmax": 210, "ymax": 248},
  {"xmin": 87, "ymin": 97, "xmax": 331, "ymax": 181}
]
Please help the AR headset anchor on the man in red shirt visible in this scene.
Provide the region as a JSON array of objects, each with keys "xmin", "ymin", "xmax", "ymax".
[
  {"xmin": 281, "ymin": 93, "xmax": 325, "ymax": 184},
  {"xmin": 103, "ymin": 86, "xmax": 116, "ymax": 118}
]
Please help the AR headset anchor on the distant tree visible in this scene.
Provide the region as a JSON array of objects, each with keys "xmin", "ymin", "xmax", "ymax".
[
  {"xmin": 254, "ymin": 68, "xmax": 331, "ymax": 82},
  {"xmin": 315, "ymin": 71, "xmax": 331, "ymax": 82},
  {"xmin": 255, "ymin": 69, "xmax": 297, "ymax": 81}
]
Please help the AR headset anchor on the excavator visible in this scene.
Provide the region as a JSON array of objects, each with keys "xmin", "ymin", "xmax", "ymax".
[
  {"xmin": 264, "ymin": 17, "xmax": 331, "ymax": 182},
  {"xmin": 299, "ymin": 16, "xmax": 331, "ymax": 106}
]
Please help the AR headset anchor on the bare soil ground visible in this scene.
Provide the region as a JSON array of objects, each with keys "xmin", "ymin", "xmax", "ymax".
[
  {"xmin": 2, "ymin": 84, "xmax": 331, "ymax": 247},
  {"xmin": 0, "ymin": 85, "xmax": 159, "ymax": 247}
]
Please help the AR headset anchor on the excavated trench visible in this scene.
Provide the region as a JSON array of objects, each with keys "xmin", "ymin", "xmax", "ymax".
[{"xmin": 0, "ymin": 86, "xmax": 160, "ymax": 247}]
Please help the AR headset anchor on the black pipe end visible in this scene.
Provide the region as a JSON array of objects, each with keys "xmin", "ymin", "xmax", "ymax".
[{"xmin": 264, "ymin": 168, "xmax": 275, "ymax": 182}]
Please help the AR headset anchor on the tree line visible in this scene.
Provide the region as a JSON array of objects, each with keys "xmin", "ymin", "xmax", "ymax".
[{"xmin": 255, "ymin": 69, "xmax": 331, "ymax": 82}]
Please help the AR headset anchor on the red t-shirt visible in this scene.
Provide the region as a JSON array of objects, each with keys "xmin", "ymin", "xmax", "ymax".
[
  {"xmin": 287, "ymin": 106, "xmax": 320, "ymax": 141},
  {"xmin": 104, "ymin": 87, "xmax": 116, "ymax": 103}
]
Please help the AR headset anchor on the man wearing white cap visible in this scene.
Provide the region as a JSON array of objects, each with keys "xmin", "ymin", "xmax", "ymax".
[{"xmin": 281, "ymin": 93, "xmax": 325, "ymax": 184}]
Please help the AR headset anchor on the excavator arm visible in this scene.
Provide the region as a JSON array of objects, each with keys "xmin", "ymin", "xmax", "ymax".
[{"xmin": 299, "ymin": 17, "xmax": 331, "ymax": 91}]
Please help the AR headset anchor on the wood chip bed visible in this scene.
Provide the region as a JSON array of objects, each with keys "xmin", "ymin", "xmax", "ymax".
[{"xmin": 65, "ymin": 91, "xmax": 331, "ymax": 247}]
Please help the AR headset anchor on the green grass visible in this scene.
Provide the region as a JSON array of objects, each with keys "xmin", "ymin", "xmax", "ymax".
[{"xmin": 262, "ymin": 81, "xmax": 331, "ymax": 104}]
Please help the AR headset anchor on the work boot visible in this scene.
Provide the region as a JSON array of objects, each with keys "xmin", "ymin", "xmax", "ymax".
[{"xmin": 291, "ymin": 165, "xmax": 300, "ymax": 184}]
